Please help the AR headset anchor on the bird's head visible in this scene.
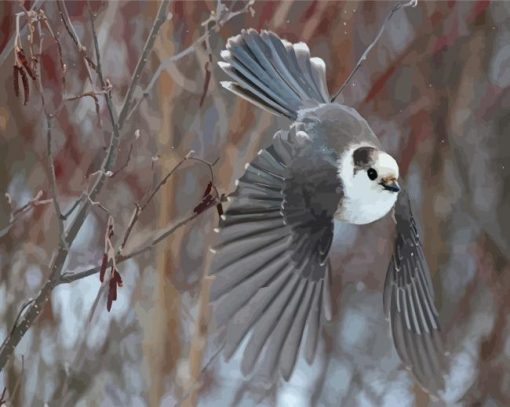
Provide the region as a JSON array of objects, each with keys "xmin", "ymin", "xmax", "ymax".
[{"xmin": 337, "ymin": 145, "xmax": 400, "ymax": 224}]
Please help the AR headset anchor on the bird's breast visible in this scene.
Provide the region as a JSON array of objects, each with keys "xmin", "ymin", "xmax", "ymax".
[{"xmin": 335, "ymin": 191, "xmax": 398, "ymax": 225}]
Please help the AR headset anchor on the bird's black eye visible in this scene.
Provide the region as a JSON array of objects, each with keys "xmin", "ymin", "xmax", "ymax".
[{"xmin": 367, "ymin": 168, "xmax": 378, "ymax": 180}]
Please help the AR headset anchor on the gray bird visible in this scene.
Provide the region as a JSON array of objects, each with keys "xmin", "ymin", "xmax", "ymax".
[{"xmin": 208, "ymin": 29, "xmax": 445, "ymax": 394}]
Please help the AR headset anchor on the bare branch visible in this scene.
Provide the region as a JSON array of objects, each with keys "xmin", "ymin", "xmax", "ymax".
[
  {"xmin": 119, "ymin": 151, "xmax": 217, "ymax": 255},
  {"xmin": 0, "ymin": 192, "xmax": 52, "ymax": 238},
  {"xmin": 118, "ymin": 204, "xmax": 141, "ymax": 255},
  {"xmin": 58, "ymin": 208, "xmax": 213, "ymax": 285},
  {"xmin": 34, "ymin": 18, "xmax": 66, "ymax": 247},
  {"xmin": 117, "ymin": 0, "xmax": 173, "ymax": 129},
  {"xmin": 62, "ymin": 195, "xmax": 84, "ymax": 220},
  {"xmin": 0, "ymin": 0, "xmax": 171, "ymax": 373},
  {"xmin": 1, "ymin": 300, "xmax": 34, "ymax": 349},
  {"xmin": 60, "ymin": 153, "xmax": 219, "ymax": 285},
  {"xmin": 45, "ymin": 116, "xmax": 66, "ymax": 244},
  {"xmin": 56, "ymin": 0, "xmax": 97, "ymax": 75},
  {"xmin": 199, "ymin": 35, "xmax": 213, "ymax": 107},
  {"xmin": 128, "ymin": 0, "xmax": 254, "ymax": 121},
  {"xmin": 175, "ymin": 342, "xmax": 225, "ymax": 407},
  {"xmin": 331, "ymin": 0, "xmax": 418, "ymax": 102},
  {"xmin": 110, "ymin": 142, "xmax": 135, "ymax": 178}
]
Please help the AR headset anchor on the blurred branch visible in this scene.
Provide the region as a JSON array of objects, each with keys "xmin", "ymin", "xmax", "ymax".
[
  {"xmin": 62, "ymin": 195, "xmax": 84, "ymax": 219},
  {"xmin": 175, "ymin": 342, "xmax": 225, "ymax": 407},
  {"xmin": 35, "ymin": 19, "xmax": 66, "ymax": 244},
  {"xmin": 57, "ymin": 0, "xmax": 102, "ymax": 124},
  {"xmin": 117, "ymin": 1, "xmax": 173, "ymax": 129},
  {"xmin": 56, "ymin": 0, "xmax": 97, "ymax": 76},
  {"xmin": 128, "ymin": 0, "xmax": 254, "ymax": 120},
  {"xmin": 0, "ymin": 356, "xmax": 24, "ymax": 406},
  {"xmin": 45, "ymin": 116, "xmax": 67, "ymax": 245},
  {"xmin": 110, "ymin": 141, "xmax": 134, "ymax": 179},
  {"xmin": 331, "ymin": 0, "xmax": 418, "ymax": 102},
  {"xmin": 199, "ymin": 35, "xmax": 213, "ymax": 107},
  {"xmin": 0, "ymin": 0, "xmax": 171, "ymax": 373},
  {"xmin": 31, "ymin": 15, "xmax": 67, "ymax": 250},
  {"xmin": 0, "ymin": 191, "xmax": 52, "ymax": 238},
  {"xmin": 58, "ymin": 211, "xmax": 212, "ymax": 285}
]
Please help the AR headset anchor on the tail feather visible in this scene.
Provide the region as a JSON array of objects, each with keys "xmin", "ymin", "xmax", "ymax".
[{"xmin": 219, "ymin": 29, "xmax": 330, "ymax": 119}]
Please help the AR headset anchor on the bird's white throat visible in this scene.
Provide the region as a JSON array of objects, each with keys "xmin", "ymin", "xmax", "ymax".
[{"xmin": 336, "ymin": 145, "xmax": 399, "ymax": 225}]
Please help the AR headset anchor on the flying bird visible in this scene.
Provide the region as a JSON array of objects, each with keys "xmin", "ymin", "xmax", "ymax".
[{"xmin": 208, "ymin": 29, "xmax": 445, "ymax": 394}]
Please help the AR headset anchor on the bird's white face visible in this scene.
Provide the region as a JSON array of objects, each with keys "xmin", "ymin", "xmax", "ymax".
[{"xmin": 336, "ymin": 145, "xmax": 400, "ymax": 225}]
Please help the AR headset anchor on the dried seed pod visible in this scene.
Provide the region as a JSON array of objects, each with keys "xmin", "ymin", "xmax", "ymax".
[
  {"xmin": 99, "ymin": 253, "xmax": 108, "ymax": 282},
  {"xmin": 17, "ymin": 48, "xmax": 36, "ymax": 80},
  {"xmin": 19, "ymin": 67, "xmax": 29, "ymax": 105},
  {"xmin": 202, "ymin": 181, "xmax": 213, "ymax": 197},
  {"xmin": 13, "ymin": 65, "xmax": 20, "ymax": 98}
]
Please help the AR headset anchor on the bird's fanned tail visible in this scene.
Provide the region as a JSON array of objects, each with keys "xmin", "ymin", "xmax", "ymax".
[{"xmin": 218, "ymin": 29, "xmax": 330, "ymax": 119}]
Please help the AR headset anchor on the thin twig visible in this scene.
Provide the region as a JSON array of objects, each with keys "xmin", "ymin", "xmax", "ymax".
[
  {"xmin": 0, "ymin": 192, "xmax": 52, "ymax": 238},
  {"xmin": 57, "ymin": 0, "xmax": 101, "ymax": 125},
  {"xmin": 110, "ymin": 142, "xmax": 134, "ymax": 178},
  {"xmin": 199, "ymin": 35, "xmax": 213, "ymax": 107},
  {"xmin": 58, "ymin": 283, "xmax": 105, "ymax": 407},
  {"xmin": 331, "ymin": 0, "xmax": 418, "ymax": 102},
  {"xmin": 117, "ymin": 0, "xmax": 172, "ymax": 129},
  {"xmin": 118, "ymin": 205, "xmax": 141, "ymax": 254},
  {"xmin": 45, "ymin": 116, "xmax": 66, "ymax": 243},
  {"xmin": 61, "ymin": 149, "xmax": 219, "ymax": 284},
  {"xmin": 56, "ymin": 0, "xmax": 97, "ymax": 75},
  {"xmin": 127, "ymin": 0, "xmax": 254, "ymax": 121},
  {"xmin": 62, "ymin": 195, "xmax": 84, "ymax": 219},
  {"xmin": 114, "ymin": 153, "xmax": 218, "ymax": 268},
  {"xmin": 38, "ymin": 9, "xmax": 66, "ymax": 87},
  {"xmin": 36, "ymin": 19, "xmax": 66, "ymax": 246},
  {"xmin": 0, "ymin": 300, "xmax": 34, "ymax": 352},
  {"xmin": 140, "ymin": 158, "xmax": 186, "ymax": 210},
  {"xmin": 58, "ymin": 208, "xmax": 213, "ymax": 285},
  {"xmin": 175, "ymin": 342, "xmax": 226, "ymax": 407}
]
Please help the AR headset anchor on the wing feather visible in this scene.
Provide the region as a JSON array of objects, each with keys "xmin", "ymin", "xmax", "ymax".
[
  {"xmin": 384, "ymin": 191, "xmax": 446, "ymax": 395},
  {"xmin": 209, "ymin": 129, "xmax": 341, "ymax": 380}
]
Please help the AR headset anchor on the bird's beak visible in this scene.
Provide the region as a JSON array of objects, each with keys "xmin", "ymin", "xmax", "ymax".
[{"xmin": 380, "ymin": 179, "xmax": 400, "ymax": 193}]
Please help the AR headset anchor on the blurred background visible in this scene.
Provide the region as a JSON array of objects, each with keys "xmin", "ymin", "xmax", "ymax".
[{"xmin": 1, "ymin": 0, "xmax": 510, "ymax": 406}]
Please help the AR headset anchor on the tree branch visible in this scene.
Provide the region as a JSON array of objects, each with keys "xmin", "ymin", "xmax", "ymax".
[
  {"xmin": 117, "ymin": 1, "xmax": 173, "ymax": 130},
  {"xmin": 0, "ymin": 0, "xmax": 171, "ymax": 373},
  {"xmin": 58, "ymin": 209, "xmax": 213, "ymax": 285},
  {"xmin": 59, "ymin": 153, "xmax": 219, "ymax": 285},
  {"xmin": 0, "ymin": 191, "xmax": 52, "ymax": 238},
  {"xmin": 331, "ymin": 0, "xmax": 418, "ymax": 102},
  {"xmin": 126, "ymin": 0, "xmax": 254, "ymax": 121},
  {"xmin": 45, "ymin": 115, "xmax": 67, "ymax": 245}
]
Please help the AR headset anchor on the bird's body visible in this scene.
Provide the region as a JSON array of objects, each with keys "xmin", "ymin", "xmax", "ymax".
[
  {"xmin": 295, "ymin": 103, "xmax": 400, "ymax": 224},
  {"xmin": 210, "ymin": 29, "xmax": 445, "ymax": 395}
]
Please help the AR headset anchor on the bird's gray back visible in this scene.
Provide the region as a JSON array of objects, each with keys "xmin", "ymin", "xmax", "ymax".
[{"xmin": 298, "ymin": 103, "xmax": 381, "ymax": 154}]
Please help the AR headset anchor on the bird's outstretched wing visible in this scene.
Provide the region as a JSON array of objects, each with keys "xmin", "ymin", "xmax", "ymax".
[
  {"xmin": 209, "ymin": 127, "xmax": 341, "ymax": 380},
  {"xmin": 384, "ymin": 190, "xmax": 446, "ymax": 393}
]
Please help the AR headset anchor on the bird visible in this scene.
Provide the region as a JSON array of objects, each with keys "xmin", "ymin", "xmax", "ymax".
[{"xmin": 208, "ymin": 28, "xmax": 445, "ymax": 394}]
